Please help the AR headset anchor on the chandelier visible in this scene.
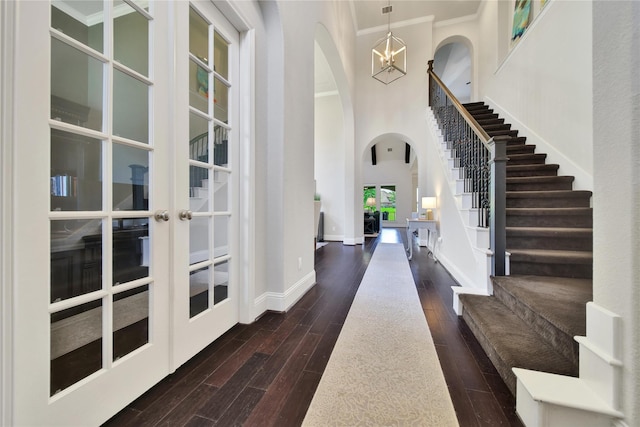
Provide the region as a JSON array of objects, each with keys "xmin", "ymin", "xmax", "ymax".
[{"xmin": 371, "ymin": 2, "xmax": 407, "ymax": 84}]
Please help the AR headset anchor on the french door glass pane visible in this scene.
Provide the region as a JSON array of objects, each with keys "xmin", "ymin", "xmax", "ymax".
[
  {"xmin": 51, "ymin": 1, "xmax": 104, "ymax": 53},
  {"xmin": 214, "ymin": 259, "xmax": 229, "ymax": 305},
  {"xmin": 112, "ymin": 217, "xmax": 149, "ymax": 285},
  {"xmin": 113, "ymin": 69, "xmax": 149, "ymax": 143},
  {"xmin": 213, "ymin": 171, "xmax": 229, "ymax": 212},
  {"xmin": 213, "ymin": 215, "xmax": 229, "ymax": 258},
  {"xmin": 51, "ymin": 38, "xmax": 104, "ymax": 131},
  {"xmin": 213, "ymin": 125, "xmax": 228, "ymax": 166},
  {"xmin": 189, "ymin": 60, "xmax": 209, "ymax": 113},
  {"xmin": 114, "ymin": 1, "xmax": 149, "ymax": 76},
  {"xmin": 190, "ymin": 113, "xmax": 209, "ymax": 162},
  {"xmin": 189, "ymin": 6, "xmax": 209, "ymax": 62},
  {"xmin": 50, "ymin": 299, "xmax": 103, "ymax": 396},
  {"xmin": 213, "ymin": 31, "xmax": 228, "ymax": 80},
  {"xmin": 113, "ymin": 285, "xmax": 149, "ymax": 360},
  {"xmin": 213, "ymin": 78, "xmax": 228, "ymax": 123},
  {"xmin": 189, "ymin": 216, "xmax": 210, "ymax": 265},
  {"xmin": 190, "ymin": 165, "xmax": 210, "ymax": 210},
  {"xmin": 189, "ymin": 265, "xmax": 210, "ymax": 317},
  {"xmin": 113, "ymin": 144, "xmax": 149, "ymax": 210},
  {"xmin": 51, "ymin": 130, "xmax": 103, "ymax": 211},
  {"xmin": 50, "ymin": 219, "xmax": 103, "ymax": 302}
]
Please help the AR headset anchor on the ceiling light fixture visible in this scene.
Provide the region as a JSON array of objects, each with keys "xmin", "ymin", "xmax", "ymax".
[{"xmin": 371, "ymin": 1, "xmax": 407, "ymax": 84}]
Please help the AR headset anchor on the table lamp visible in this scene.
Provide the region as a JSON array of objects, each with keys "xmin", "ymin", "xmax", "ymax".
[{"xmin": 422, "ymin": 196, "xmax": 437, "ymax": 220}]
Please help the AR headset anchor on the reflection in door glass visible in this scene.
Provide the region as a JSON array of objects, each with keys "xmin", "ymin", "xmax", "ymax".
[
  {"xmin": 214, "ymin": 259, "xmax": 229, "ymax": 305},
  {"xmin": 112, "ymin": 217, "xmax": 149, "ymax": 285},
  {"xmin": 189, "ymin": 60, "xmax": 209, "ymax": 113},
  {"xmin": 113, "ymin": 69, "xmax": 149, "ymax": 143},
  {"xmin": 190, "ymin": 113, "xmax": 209, "ymax": 162},
  {"xmin": 214, "ymin": 31, "xmax": 229, "ymax": 80},
  {"xmin": 50, "ymin": 219, "xmax": 102, "ymax": 303},
  {"xmin": 213, "ymin": 78, "xmax": 228, "ymax": 123},
  {"xmin": 51, "ymin": 38, "xmax": 104, "ymax": 131},
  {"xmin": 114, "ymin": 0, "xmax": 149, "ymax": 76},
  {"xmin": 50, "ymin": 299, "xmax": 103, "ymax": 396},
  {"xmin": 189, "ymin": 6, "xmax": 209, "ymax": 62},
  {"xmin": 213, "ymin": 125, "xmax": 228, "ymax": 166},
  {"xmin": 213, "ymin": 215, "xmax": 229, "ymax": 258},
  {"xmin": 51, "ymin": 1, "xmax": 104, "ymax": 53},
  {"xmin": 51, "ymin": 129, "xmax": 103, "ymax": 211},
  {"xmin": 113, "ymin": 144, "xmax": 149, "ymax": 210},
  {"xmin": 189, "ymin": 216, "xmax": 210, "ymax": 265},
  {"xmin": 189, "ymin": 265, "xmax": 210, "ymax": 317},
  {"xmin": 189, "ymin": 165, "xmax": 210, "ymax": 211},
  {"xmin": 113, "ymin": 285, "xmax": 149, "ymax": 360}
]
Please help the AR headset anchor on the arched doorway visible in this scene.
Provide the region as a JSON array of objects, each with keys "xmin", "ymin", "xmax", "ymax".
[{"xmin": 433, "ymin": 41, "xmax": 472, "ymax": 103}]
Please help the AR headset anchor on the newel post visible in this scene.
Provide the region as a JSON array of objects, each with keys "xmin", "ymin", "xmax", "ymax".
[{"xmin": 489, "ymin": 136, "xmax": 509, "ymax": 276}]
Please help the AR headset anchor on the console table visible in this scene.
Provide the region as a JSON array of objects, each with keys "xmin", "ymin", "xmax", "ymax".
[{"xmin": 406, "ymin": 218, "xmax": 438, "ymax": 261}]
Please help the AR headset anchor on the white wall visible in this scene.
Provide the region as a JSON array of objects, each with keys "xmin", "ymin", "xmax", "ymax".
[
  {"xmin": 476, "ymin": 0, "xmax": 593, "ymax": 191},
  {"xmin": 355, "ymin": 20, "xmax": 433, "ymax": 238},
  {"xmin": 314, "ymin": 92, "xmax": 345, "ymax": 240},
  {"xmin": 592, "ymin": 2, "xmax": 640, "ymax": 424}
]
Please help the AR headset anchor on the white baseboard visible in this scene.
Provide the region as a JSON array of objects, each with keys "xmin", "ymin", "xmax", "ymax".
[
  {"xmin": 253, "ymin": 270, "xmax": 316, "ymax": 313},
  {"xmin": 321, "ymin": 234, "xmax": 343, "ymax": 242}
]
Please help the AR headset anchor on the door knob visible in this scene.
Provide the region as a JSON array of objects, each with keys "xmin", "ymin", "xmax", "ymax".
[
  {"xmin": 179, "ymin": 210, "xmax": 193, "ymax": 221},
  {"xmin": 154, "ymin": 210, "xmax": 170, "ymax": 222}
]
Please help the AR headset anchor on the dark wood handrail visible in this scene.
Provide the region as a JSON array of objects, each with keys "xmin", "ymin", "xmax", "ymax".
[{"xmin": 427, "ymin": 60, "xmax": 491, "ymax": 145}]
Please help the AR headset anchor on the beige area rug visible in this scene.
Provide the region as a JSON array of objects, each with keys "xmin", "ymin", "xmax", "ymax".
[{"xmin": 302, "ymin": 243, "xmax": 459, "ymax": 426}]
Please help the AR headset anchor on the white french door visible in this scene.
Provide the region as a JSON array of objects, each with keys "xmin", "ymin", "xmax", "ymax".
[
  {"xmin": 171, "ymin": 1, "xmax": 240, "ymax": 368},
  {"xmin": 11, "ymin": 1, "xmax": 240, "ymax": 425}
]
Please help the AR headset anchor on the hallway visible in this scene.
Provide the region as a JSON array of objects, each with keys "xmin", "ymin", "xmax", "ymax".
[{"xmin": 104, "ymin": 229, "xmax": 522, "ymax": 426}]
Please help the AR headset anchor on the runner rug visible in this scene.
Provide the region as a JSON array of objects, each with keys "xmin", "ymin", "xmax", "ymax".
[{"xmin": 302, "ymin": 243, "xmax": 458, "ymax": 426}]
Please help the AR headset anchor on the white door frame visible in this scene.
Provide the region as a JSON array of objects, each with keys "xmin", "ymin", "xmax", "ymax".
[{"xmin": 0, "ymin": 1, "xmax": 16, "ymax": 425}]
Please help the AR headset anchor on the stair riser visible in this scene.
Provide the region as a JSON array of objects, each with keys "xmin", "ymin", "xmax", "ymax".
[
  {"xmin": 507, "ymin": 169, "xmax": 558, "ymax": 178},
  {"xmin": 506, "ymin": 198, "xmax": 591, "ymax": 208},
  {"xmin": 483, "ymin": 124, "xmax": 512, "ymax": 132},
  {"xmin": 493, "ymin": 284, "xmax": 579, "ymax": 366},
  {"xmin": 506, "ymin": 215, "xmax": 593, "ymax": 228},
  {"xmin": 488, "ymin": 130, "xmax": 519, "ymax": 137},
  {"xmin": 507, "ymin": 236, "xmax": 592, "ymax": 251},
  {"xmin": 509, "ymin": 262, "xmax": 592, "ymax": 279},
  {"xmin": 507, "ymin": 146, "xmax": 536, "ymax": 155},
  {"xmin": 471, "ymin": 113, "xmax": 498, "ymax": 120},
  {"xmin": 507, "ymin": 182, "xmax": 574, "ymax": 191},
  {"xmin": 508, "ymin": 156, "xmax": 547, "ymax": 165}
]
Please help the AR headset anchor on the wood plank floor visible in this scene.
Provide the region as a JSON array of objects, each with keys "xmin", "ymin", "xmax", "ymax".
[{"xmin": 104, "ymin": 228, "xmax": 524, "ymax": 426}]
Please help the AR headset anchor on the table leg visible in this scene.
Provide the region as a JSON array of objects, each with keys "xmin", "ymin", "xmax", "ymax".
[{"xmin": 406, "ymin": 226, "xmax": 413, "ymax": 260}]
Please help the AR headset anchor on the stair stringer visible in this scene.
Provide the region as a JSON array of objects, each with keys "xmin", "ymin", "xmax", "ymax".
[
  {"xmin": 426, "ymin": 108, "xmax": 500, "ymax": 296},
  {"xmin": 513, "ymin": 302, "xmax": 625, "ymax": 426}
]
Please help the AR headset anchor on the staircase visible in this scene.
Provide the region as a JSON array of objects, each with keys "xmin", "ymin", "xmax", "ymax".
[{"xmin": 456, "ymin": 102, "xmax": 593, "ymax": 396}]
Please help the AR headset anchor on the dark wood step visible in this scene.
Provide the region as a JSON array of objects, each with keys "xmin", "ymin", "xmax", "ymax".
[
  {"xmin": 491, "ymin": 275, "xmax": 591, "ymax": 367},
  {"xmin": 507, "ymin": 153, "xmax": 547, "ymax": 165},
  {"xmin": 506, "ymin": 227, "xmax": 592, "ymax": 251},
  {"xmin": 464, "ymin": 103, "xmax": 489, "ymax": 112},
  {"xmin": 506, "ymin": 207, "xmax": 593, "ymax": 227},
  {"xmin": 507, "ymin": 176, "xmax": 574, "ymax": 191},
  {"xmin": 476, "ymin": 117, "xmax": 505, "ymax": 126},
  {"xmin": 508, "ymin": 249, "xmax": 593, "ymax": 279},
  {"xmin": 471, "ymin": 112, "xmax": 499, "ymax": 121},
  {"xmin": 487, "ymin": 129, "xmax": 519, "ymax": 137},
  {"xmin": 469, "ymin": 108, "xmax": 494, "ymax": 117},
  {"xmin": 507, "ymin": 164, "xmax": 559, "ymax": 177},
  {"xmin": 459, "ymin": 293, "xmax": 577, "ymax": 395},
  {"xmin": 506, "ymin": 190, "xmax": 592, "ymax": 208},
  {"xmin": 463, "ymin": 101, "xmax": 486, "ymax": 108},
  {"xmin": 482, "ymin": 123, "xmax": 512, "ymax": 132},
  {"xmin": 506, "ymin": 144, "xmax": 536, "ymax": 155},
  {"xmin": 505, "ymin": 136, "xmax": 527, "ymax": 146}
]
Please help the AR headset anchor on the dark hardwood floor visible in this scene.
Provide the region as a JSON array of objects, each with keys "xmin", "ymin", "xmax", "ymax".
[{"xmin": 104, "ymin": 228, "xmax": 524, "ymax": 426}]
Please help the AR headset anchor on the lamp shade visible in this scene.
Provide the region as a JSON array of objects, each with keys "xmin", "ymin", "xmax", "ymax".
[
  {"xmin": 422, "ymin": 197, "xmax": 437, "ymax": 209},
  {"xmin": 366, "ymin": 197, "xmax": 376, "ymax": 207}
]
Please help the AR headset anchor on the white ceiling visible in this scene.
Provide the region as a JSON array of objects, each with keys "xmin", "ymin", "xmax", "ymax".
[{"xmin": 351, "ymin": 0, "xmax": 482, "ymax": 34}]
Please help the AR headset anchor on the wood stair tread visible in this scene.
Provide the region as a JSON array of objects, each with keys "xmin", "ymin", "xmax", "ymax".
[
  {"xmin": 507, "ymin": 207, "xmax": 591, "ymax": 215},
  {"xmin": 507, "ymin": 190, "xmax": 592, "ymax": 199},
  {"xmin": 508, "ymin": 248, "xmax": 593, "ymax": 264},
  {"xmin": 507, "ymin": 176, "xmax": 573, "ymax": 183},
  {"xmin": 506, "ymin": 227, "xmax": 592, "ymax": 236}
]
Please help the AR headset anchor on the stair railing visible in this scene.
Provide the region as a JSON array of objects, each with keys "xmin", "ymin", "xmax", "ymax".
[
  {"xmin": 427, "ymin": 60, "xmax": 507, "ymax": 276},
  {"xmin": 189, "ymin": 126, "xmax": 229, "ymax": 195}
]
